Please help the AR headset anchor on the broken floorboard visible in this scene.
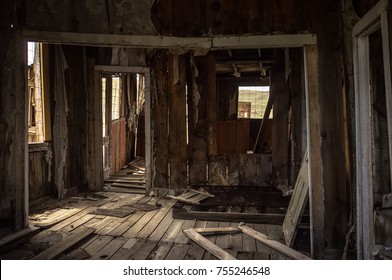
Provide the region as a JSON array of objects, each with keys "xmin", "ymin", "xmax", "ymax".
[
  {"xmin": 184, "ymin": 225, "xmax": 312, "ymax": 260},
  {"xmin": 32, "ymin": 227, "xmax": 95, "ymax": 260},
  {"xmin": 173, "ymin": 207, "xmax": 310, "ymax": 224},
  {"xmin": 168, "ymin": 188, "xmax": 214, "ymax": 205},
  {"xmin": 0, "ymin": 191, "xmax": 310, "ymax": 260}
]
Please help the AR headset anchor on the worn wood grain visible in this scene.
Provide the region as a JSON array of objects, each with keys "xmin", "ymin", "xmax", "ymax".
[
  {"xmin": 32, "ymin": 227, "xmax": 95, "ymax": 260},
  {"xmin": 168, "ymin": 54, "xmax": 188, "ymax": 189},
  {"xmin": 183, "ymin": 229, "xmax": 236, "ymax": 260},
  {"xmin": 238, "ymin": 225, "xmax": 312, "ymax": 260},
  {"xmin": 283, "ymin": 151, "xmax": 309, "ymax": 247}
]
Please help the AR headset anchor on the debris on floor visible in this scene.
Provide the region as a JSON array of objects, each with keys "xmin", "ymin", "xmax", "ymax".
[
  {"xmin": 88, "ymin": 207, "xmax": 137, "ymax": 218},
  {"xmin": 168, "ymin": 188, "xmax": 215, "ymax": 205}
]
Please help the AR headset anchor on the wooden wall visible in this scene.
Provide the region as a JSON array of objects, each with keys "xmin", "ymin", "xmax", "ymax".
[
  {"xmin": 28, "ymin": 144, "xmax": 52, "ymax": 202},
  {"xmin": 0, "ymin": 0, "xmax": 359, "ymax": 257},
  {"xmin": 217, "ymin": 120, "xmax": 273, "ymax": 154},
  {"xmin": 110, "ymin": 118, "xmax": 127, "ymax": 175}
]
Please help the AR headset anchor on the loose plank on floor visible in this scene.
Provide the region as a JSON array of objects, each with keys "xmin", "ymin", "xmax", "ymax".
[{"xmin": 32, "ymin": 227, "xmax": 95, "ymax": 260}]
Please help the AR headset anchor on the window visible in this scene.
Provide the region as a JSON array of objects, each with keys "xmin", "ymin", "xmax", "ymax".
[
  {"xmin": 238, "ymin": 86, "xmax": 272, "ymax": 119},
  {"xmin": 102, "ymin": 78, "xmax": 107, "ymax": 136},
  {"xmin": 27, "ymin": 42, "xmax": 45, "ymax": 143},
  {"xmin": 111, "ymin": 76, "xmax": 121, "ymax": 120}
]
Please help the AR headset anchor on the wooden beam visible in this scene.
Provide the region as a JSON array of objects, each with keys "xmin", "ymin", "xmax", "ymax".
[
  {"xmin": 187, "ymin": 54, "xmax": 208, "ymax": 186},
  {"xmin": 168, "ymin": 54, "xmax": 188, "ymax": 189},
  {"xmin": 238, "ymin": 225, "xmax": 312, "ymax": 260},
  {"xmin": 213, "ymin": 34, "xmax": 317, "ymax": 49},
  {"xmin": 87, "ymin": 58, "xmax": 103, "ymax": 191},
  {"xmin": 32, "ymin": 227, "xmax": 95, "ymax": 260},
  {"xmin": 151, "ymin": 52, "xmax": 169, "ymax": 190},
  {"xmin": 271, "ymin": 50, "xmax": 289, "ymax": 185},
  {"xmin": 23, "ymin": 31, "xmax": 316, "ymax": 50},
  {"xmin": 0, "ymin": 226, "xmax": 40, "ymax": 248},
  {"xmin": 304, "ymin": 44, "xmax": 323, "ymax": 258},
  {"xmin": 172, "ymin": 208, "xmax": 294, "ymax": 224},
  {"xmin": 207, "ymin": 52, "xmax": 217, "ymax": 156},
  {"xmin": 193, "ymin": 227, "xmax": 241, "ymax": 235},
  {"xmin": 183, "ymin": 228, "xmax": 237, "ymax": 260},
  {"xmin": 253, "ymin": 92, "xmax": 275, "ymax": 153}
]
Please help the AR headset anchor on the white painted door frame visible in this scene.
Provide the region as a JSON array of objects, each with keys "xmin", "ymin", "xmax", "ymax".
[{"xmin": 353, "ymin": 0, "xmax": 392, "ymax": 259}]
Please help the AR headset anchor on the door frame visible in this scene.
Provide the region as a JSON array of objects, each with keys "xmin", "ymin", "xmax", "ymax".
[{"xmin": 353, "ymin": 0, "xmax": 392, "ymax": 259}]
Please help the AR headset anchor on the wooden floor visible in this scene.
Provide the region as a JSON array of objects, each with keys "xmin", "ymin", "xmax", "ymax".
[{"xmin": 0, "ymin": 190, "xmax": 290, "ymax": 260}]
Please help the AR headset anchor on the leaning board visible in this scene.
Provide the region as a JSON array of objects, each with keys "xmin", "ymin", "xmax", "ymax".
[{"xmin": 282, "ymin": 150, "xmax": 309, "ymax": 247}]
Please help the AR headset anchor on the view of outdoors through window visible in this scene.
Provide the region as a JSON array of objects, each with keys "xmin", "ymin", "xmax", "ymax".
[{"xmin": 238, "ymin": 86, "xmax": 271, "ymax": 119}]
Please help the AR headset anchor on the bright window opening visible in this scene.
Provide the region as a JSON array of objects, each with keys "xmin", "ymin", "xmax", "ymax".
[
  {"xmin": 238, "ymin": 86, "xmax": 272, "ymax": 119},
  {"xmin": 27, "ymin": 41, "xmax": 45, "ymax": 143},
  {"xmin": 111, "ymin": 76, "xmax": 121, "ymax": 120}
]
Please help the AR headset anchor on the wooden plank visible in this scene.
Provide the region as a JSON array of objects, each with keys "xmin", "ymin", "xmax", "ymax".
[
  {"xmin": 236, "ymin": 120, "xmax": 250, "ymax": 153},
  {"xmin": 184, "ymin": 242, "xmax": 205, "ymax": 260},
  {"xmin": 193, "ymin": 227, "xmax": 241, "ymax": 235},
  {"xmin": 243, "ymin": 223, "xmax": 257, "ymax": 252},
  {"xmin": 87, "ymin": 58, "xmax": 103, "ymax": 191},
  {"xmin": 106, "ymin": 196, "xmax": 154, "ymax": 236},
  {"xmin": 0, "ymin": 226, "xmax": 40, "ymax": 248},
  {"xmin": 271, "ymin": 50, "xmax": 289, "ymax": 185},
  {"xmin": 110, "ymin": 238, "xmax": 138, "ymax": 260},
  {"xmin": 174, "ymin": 219, "xmax": 196, "ymax": 244},
  {"xmin": 165, "ymin": 243, "xmax": 190, "ymax": 260},
  {"xmin": 90, "ymin": 237, "xmax": 127, "ymax": 260},
  {"xmin": 32, "ymin": 227, "xmax": 95, "ymax": 260},
  {"xmin": 183, "ymin": 229, "xmax": 237, "ymax": 260},
  {"xmin": 215, "ymin": 222, "xmax": 231, "ymax": 249},
  {"xmin": 88, "ymin": 208, "xmax": 136, "ymax": 218},
  {"xmin": 168, "ymin": 54, "xmax": 187, "ymax": 189},
  {"xmin": 136, "ymin": 199, "xmax": 176, "ymax": 239},
  {"xmin": 152, "ymin": 51, "xmax": 169, "ymax": 189},
  {"xmin": 84, "ymin": 235, "xmax": 114, "ymax": 257},
  {"xmin": 97, "ymin": 196, "xmax": 146, "ymax": 235},
  {"xmin": 110, "ymin": 183, "xmax": 146, "ymax": 189},
  {"xmin": 172, "ymin": 208, "xmax": 287, "ymax": 224},
  {"xmin": 207, "ymin": 52, "xmax": 217, "ymax": 156},
  {"xmin": 128, "ymin": 240, "xmax": 158, "ymax": 260},
  {"xmin": 229, "ymin": 222, "xmax": 243, "ymax": 254},
  {"xmin": 237, "ymin": 252, "xmax": 254, "ymax": 260},
  {"xmin": 161, "ymin": 219, "xmax": 185, "ymax": 243},
  {"xmin": 148, "ymin": 208, "xmax": 174, "ymax": 242},
  {"xmin": 122, "ymin": 197, "xmax": 162, "ymax": 238},
  {"xmin": 147, "ymin": 242, "xmax": 173, "ymax": 260},
  {"xmin": 304, "ymin": 44, "xmax": 323, "ymax": 258},
  {"xmin": 283, "ymin": 151, "xmax": 309, "ymax": 247},
  {"xmin": 188, "ymin": 54, "xmax": 208, "ymax": 186},
  {"xmin": 238, "ymin": 225, "xmax": 312, "ymax": 260}
]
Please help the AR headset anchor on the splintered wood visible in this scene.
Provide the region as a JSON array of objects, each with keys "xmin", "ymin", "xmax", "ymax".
[{"xmin": 167, "ymin": 188, "xmax": 214, "ymax": 205}]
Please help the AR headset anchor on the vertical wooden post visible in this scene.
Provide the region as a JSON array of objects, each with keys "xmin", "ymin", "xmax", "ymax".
[
  {"xmin": 168, "ymin": 54, "xmax": 187, "ymax": 190},
  {"xmin": 304, "ymin": 44, "xmax": 324, "ymax": 259},
  {"xmin": 207, "ymin": 52, "xmax": 217, "ymax": 156},
  {"xmin": 87, "ymin": 58, "xmax": 103, "ymax": 191},
  {"xmin": 271, "ymin": 49, "xmax": 289, "ymax": 186},
  {"xmin": 289, "ymin": 48, "xmax": 305, "ymax": 185},
  {"xmin": 188, "ymin": 54, "xmax": 208, "ymax": 186},
  {"xmin": 151, "ymin": 52, "xmax": 169, "ymax": 190},
  {"xmin": 16, "ymin": 32, "xmax": 29, "ymax": 229}
]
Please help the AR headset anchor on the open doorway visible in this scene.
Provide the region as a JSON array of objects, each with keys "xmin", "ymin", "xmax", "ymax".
[{"xmin": 97, "ymin": 66, "xmax": 149, "ymax": 194}]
